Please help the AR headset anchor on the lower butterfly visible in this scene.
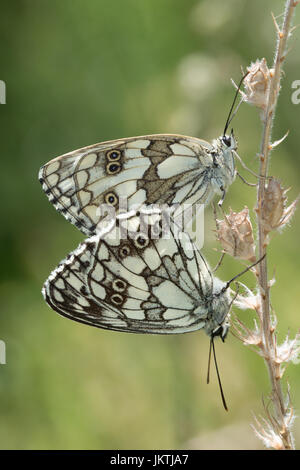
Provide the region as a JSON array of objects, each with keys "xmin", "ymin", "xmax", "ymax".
[
  {"xmin": 42, "ymin": 214, "xmax": 232, "ymax": 339},
  {"xmin": 42, "ymin": 212, "xmax": 263, "ymax": 410}
]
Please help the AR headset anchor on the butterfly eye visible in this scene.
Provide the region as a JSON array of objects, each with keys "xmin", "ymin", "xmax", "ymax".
[
  {"xmin": 119, "ymin": 244, "xmax": 131, "ymax": 258},
  {"xmin": 111, "ymin": 293, "xmax": 124, "ymax": 305},
  {"xmin": 212, "ymin": 326, "xmax": 223, "ymax": 338},
  {"xmin": 104, "ymin": 192, "xmax": 118, "ymax": 206},
  {"xmin": 134, "ymin": 234, "xmax": 149, "ymax": 249},
  {"xmin": 112, "ymin": 279, "xmax": 127, "ymax": 292},
  {"xmin": 106, "ymin": 150, "xmax": 121, "ymax": 161},
  {"xmin": 222, "ymin": 136, "xmax": 232, "ymax": 148},
  {"xmin": 106, "ymin": 161, "xmax": 122, "ymax": 175}
]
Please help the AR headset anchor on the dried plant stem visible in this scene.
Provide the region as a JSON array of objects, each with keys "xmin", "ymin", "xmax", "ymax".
[
  {"xmin": 216, "ymin": 0, "xmax": 299, "ymax": 449},
  {"xmin": 256, "ymin": 0, "xmax": 298, "ymax": 450}
]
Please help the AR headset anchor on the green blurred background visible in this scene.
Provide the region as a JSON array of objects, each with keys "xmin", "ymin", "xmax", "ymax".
[{"xmin": 0, "ymin": 0, "xmax": 299, "ymax": 450}]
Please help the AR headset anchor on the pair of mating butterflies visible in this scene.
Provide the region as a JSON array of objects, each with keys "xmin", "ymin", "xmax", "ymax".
[{"xmin": 39, "ymin": 132, "xmax": 238, "ymax": 340}]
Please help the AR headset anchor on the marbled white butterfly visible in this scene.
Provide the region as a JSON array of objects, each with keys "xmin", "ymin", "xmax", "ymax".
[
  {"xmin": 38, "ymin": 132, "xmax": 237, "ymax": 237},
  {"xmin": 38, "ymin": 74, "xmax": 248, "ymax": 236},
  {"xmin": 42, "ymin": 214, "xmax": 232, "ymax": 339},
  {"xmin": 38, "ymin": 72, "xmax": 251, "ymax": 239}
]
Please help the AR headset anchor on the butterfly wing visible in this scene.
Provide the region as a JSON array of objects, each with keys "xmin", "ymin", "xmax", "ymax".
[
  {"xmin": 42, "ymin": 218, "xmax": 215, "ymax": 334},
  {"xmin": 39, "ymin": 135, "xmax": 215, "ymax": 236}
]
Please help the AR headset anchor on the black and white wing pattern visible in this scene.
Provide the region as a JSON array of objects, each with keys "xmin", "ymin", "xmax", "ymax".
[
  {"xmin": 39, "ymin": 134, "xmax": 236, "ymax": 236},
  {"xmin": 42, "ymin": 218, "xmax": 231, "ymax": 337}
]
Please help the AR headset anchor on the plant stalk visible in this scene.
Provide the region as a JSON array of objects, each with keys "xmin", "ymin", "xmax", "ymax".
[{"xmin": 256, "ymin": 0, "xmax": 298, "ymax": 450}]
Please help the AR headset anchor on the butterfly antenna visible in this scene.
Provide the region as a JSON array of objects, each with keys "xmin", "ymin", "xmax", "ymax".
[
  {"xmin": 207, "ymin": 336, "xmax": 213, "ymax": 385},
  {"xmin": 229, "ymin": 282, "xmax": 240, "ymax": 310},
  {"xmin": 224, "ymin": 254, "xmax": 266, "ymax": 291},
  {"xmin": 210, "ymin": 336, "xmax": 228, "ymax": 411},
  {"xmin": 223, "ymin": 71, "xmax": 249, "ymax": 137},
  {"xmin": 213, "ymin": 252, "xmax": 226, "ymax": 273}
]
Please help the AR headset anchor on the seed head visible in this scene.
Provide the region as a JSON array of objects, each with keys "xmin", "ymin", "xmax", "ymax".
[
  {"xmin": 216, "ymin": 207, "xmax": 256, "ymax": 261},
  {"xmin": 261, "ymin": 178, "xmax": 299, "ymax": 240},
  {"xmin": 240, "ymin": 58, "xmax": 273, "ymax": 111}
]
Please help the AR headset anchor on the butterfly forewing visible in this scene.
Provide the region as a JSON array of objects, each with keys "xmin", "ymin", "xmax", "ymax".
[{"xmin": 39, "ymin": 134, "xmax": 235, "ymax": 236}]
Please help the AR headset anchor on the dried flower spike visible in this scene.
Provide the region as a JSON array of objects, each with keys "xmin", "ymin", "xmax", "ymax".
[
  {"xmin": 260, "ymin": 177, "xmax": 299, "ymax": 240},
  {"xmin": 216, "ymin": 207, "xmax": 256, "ymax": 261},
  {"xmin": 240, "ymin": 58, "xmax": 273, "ymax": 111}
]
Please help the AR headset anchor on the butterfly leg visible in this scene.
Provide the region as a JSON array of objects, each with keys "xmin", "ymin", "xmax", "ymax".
[
  {"xmin": 218, "ymin": 187, "xmax": 226, "ymax": 207},
  {"xmin": 237, "ymin": 171, "xmax": 257, "ymax": 187}
]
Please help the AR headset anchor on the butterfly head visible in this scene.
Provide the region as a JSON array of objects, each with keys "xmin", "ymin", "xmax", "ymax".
[
  {"xmin": 211, "ymin": 320, "xmax": 230, "ymax": 342},
  {"xmin": 211, "ymin": 130, "xmax": 237, "ymax": 167},
  {"xmin": 208, "ymin": 255, "xmax": 266, "ymax": 342},
  {"xmin": 201, "ymin": 277, "xmax": 232, "ymax": 340},
  {"xmin": 220, "ymin": 129, "xmax": 237, "ymax": 152}
]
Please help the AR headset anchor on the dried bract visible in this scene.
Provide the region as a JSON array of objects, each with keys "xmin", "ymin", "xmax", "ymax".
[
  {"xmin": 216, "ymin": 207, "xmax": 256, "ymax": 261},
  {"xmin": 276, "ymin": 332, "xmax": 300, "ymax": 365},
  {"xmin": 234, "ymin": 287, "xmax": 261, "ymax": 312},
  {"xmin": 261, "ymin": 178, "xmax": 299, "ymax": 239},
  {"xmin": 233, "ymin": 315, "xmax": 262, "ymax": 348},
  {"xmin": 240, "ymin": 58, "xmax": 273, "ymax": 111},
  {"xmin": 252, "ymin": 417, "xmax": 285, "ymax": 450}
]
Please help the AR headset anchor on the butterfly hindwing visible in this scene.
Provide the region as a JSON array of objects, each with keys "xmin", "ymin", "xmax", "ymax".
[{"xmin": 39, "ymin": 134, "xmax": 224, "ymax": 236}]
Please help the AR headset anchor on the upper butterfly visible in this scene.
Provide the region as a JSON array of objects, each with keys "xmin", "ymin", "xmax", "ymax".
[{"xmin": 38, "ymin": 132, "xmax": 237, "ymax": 236}]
